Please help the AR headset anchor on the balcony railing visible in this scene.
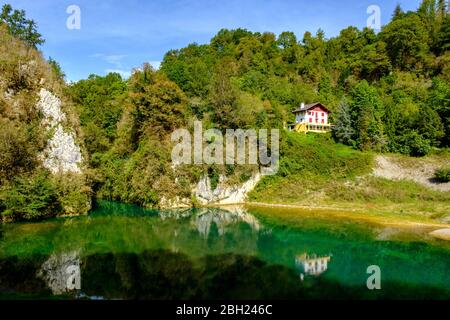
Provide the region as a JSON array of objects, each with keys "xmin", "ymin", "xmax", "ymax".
[{"xmin": 288, "ymin": 122, "xmax": 333, "ymax": 133}]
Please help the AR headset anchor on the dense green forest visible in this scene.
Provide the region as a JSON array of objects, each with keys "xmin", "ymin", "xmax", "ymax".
[
  {"xmin": 158, "ymin": 1, "xmax": 449, "ymax": 155},
  {"xmin": 68, "ymin": 0, "xmax": 449, "ymax": 209},
  {"xmin": 0, "ymin": 1, "xmax": 449, "ymax": 221},
  {"xmin": 70, "ymin": 0, "xmax": 450, "ymax": 159}
]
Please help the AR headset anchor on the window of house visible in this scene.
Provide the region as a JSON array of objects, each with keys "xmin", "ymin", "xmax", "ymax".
[
  {"xmin": 322, "ymin": 112, "xmax": 324, "ymax": 116},
  {"xmin": 321, "ymin": 119, "xmax": 324, "ymax": 123},
  {"xmin": 309, "ymin": 118, "xmax": 312, "ymax": 123}
]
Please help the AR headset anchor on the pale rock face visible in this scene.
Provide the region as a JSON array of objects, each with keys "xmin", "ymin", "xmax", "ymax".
[
  {"xmin": 195, "ymin": 172, "xmax": 261, "ymax": 205},
  {"xmin": 4, "ymin": 88, "xmax": 14, "ymax": 100},
  {"xmin": 158, "ymin": 172, "xmax": 261, "ymax": 209},
  {"xmin": 37, "ymin": 88, "xmax": 82, "ymax": 173},
  {"xmin": 37, "ymin": 251, "xmax": 81, "ymax": 295},
  {"xmin": 43, "ymin": 125, "xmax": 83, "ymax": 173},
  {"xmin": 37, "ymin": 88, "xmax": 66, "ymax": 127},
  {"xmin": 159, "ymin": 196, "xmax": 191, "ymax": 209}
]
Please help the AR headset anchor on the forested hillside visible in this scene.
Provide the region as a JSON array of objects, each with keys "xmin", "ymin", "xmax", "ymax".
[
  {"xmin": 159, "ymin": 1, "xmax": 449, "ymax": 155},
  {"xmin": 67, "ymin": 1, "xmax": 449, "ymax": 212},
  {"xmin": 1, "ymin": 1, "xmax": 449, "ymax": 221}
]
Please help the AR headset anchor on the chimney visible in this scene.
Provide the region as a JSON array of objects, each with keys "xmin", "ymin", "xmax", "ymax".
[{"xmin": 301, "ymin": 102, "xmax": 305, "ymax": 109}]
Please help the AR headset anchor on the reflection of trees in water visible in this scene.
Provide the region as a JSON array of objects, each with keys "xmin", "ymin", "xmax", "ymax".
[
  {"xmin": 154, "ymin": 207, "xmax": 263, "ymax": 256},
  {"xmin": 0, "ymin": 254, "xmax": 50, "ymax": 297},
  {"xmin": 158, "ymin": 206, "xmax": 261, "ymax": 238},
  {"xmin": 2, "ymin": 203, "xmax": 449, "ymax": 299},
  {"xmin": 1, "ymin": 249, "xmax": 449, "ymax": 299},
  {"xmin": 7, "ymin": 250, "xmax": 303, "ymax": 299}
]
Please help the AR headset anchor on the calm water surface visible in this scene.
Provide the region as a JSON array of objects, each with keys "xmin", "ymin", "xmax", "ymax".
[{"xmin": 0, "ymin": 201, "xmax": 449, "ymax": 299}]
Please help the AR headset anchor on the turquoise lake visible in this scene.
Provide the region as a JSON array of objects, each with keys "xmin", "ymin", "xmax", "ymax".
[{"xmin": 0, "ymin": 201, "xmax": 449, "ymax": 299}]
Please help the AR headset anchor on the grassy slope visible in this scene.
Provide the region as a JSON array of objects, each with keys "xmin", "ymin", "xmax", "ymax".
[{"xmin": 248, "ymin": 132, "xmax": 450, "ymax": 221}]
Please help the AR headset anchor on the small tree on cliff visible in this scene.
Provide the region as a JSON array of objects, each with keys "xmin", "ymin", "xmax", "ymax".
[{"xmin": 0, "ymin": 4, "xmax": 44, "ymax": 48}]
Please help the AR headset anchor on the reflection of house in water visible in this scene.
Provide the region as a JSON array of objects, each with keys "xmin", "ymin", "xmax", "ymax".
[
  {"xmin": 295, "ymin": 253, "xmax": 332, "ymax": 279},
  {"xmin": 193, "ymin": 207, "xmax": 261, "ymax": 237}
]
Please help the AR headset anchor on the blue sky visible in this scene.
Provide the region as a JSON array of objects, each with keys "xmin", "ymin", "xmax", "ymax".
[{"xmin": 3, "ymin": 0, "xmax": 422, "ymax": 81}]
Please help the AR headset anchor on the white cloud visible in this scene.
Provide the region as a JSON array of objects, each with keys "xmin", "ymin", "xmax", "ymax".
[
  {"xmin": 90, "ymin": 53, "xmax": 128, "ymax": 68},
  {"xmin": 104, "ymin": 55, "xmax": 127, "ymax": 68},
  {"xmin": 105, "ymin": 69, "xmax": 131, "ymax": 78},
  {"xmin": 92, "ymin": 55, "xmax": 159, "ymax": 77},
  {"xmin": 148, "ymin": 60, "xmax": 161, "ymax": 70}
]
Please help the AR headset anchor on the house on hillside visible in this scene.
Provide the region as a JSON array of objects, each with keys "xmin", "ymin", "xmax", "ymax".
[{"xmin": 289, "ymin": 102, "xmax": 332, "ymax": 133}]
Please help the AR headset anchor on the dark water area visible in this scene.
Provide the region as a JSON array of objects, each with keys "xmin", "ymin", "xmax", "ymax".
[{"xmin": 0, "ymin": 201, "xmax": 449, "ymax": 300}]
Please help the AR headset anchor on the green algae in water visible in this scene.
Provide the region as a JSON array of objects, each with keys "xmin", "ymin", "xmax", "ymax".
[{"xmin": 0, "ymin": 201, "xmax": 449, "ymax": 299}]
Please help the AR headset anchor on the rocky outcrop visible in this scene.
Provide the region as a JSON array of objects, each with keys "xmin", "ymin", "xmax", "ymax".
[
  {"xmin": 194, "ymin": 172, "xmax": 261, "ymax": 205},
  {"xmin": 37, "ymin": 88, "xmax": 83, "ymax": 174},
  {"xmin": 37, "ymin": 88, "xmax": 66, "ymax": 127},
  {"xmin": 158, "ymin": 172, "xmax": 261, "ymax": 209},
  {"xmin": 159, "ymin": 196, "xmax": 191, "ymax": 209}
]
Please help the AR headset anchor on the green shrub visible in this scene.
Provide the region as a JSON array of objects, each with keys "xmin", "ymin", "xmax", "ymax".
[
  {"xmin": 397, "ymin": 132, "xmax": 432, "ymax": 157},
  {"xmin": 434, "ymin": 168, "xmax": 450, "ymax": 183},
  {"xmin": 208, "ymin": 166, "xmax": 220, "ymax": 191},
  {"xmin": 0, "ymin": 117, "xmax": 38, "ymax": 181},
  {"xmin": 53, "ymin": 174, "xmax": 92, "ymax": 215},
  {"xmin": 0, "ymin": 170, "xmax": 61, "ymax": 221}
]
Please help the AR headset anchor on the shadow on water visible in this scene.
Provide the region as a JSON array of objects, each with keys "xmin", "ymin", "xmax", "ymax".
[
  {"xmin": 90, "ymin": 199, "xmax": 160, "ymax": 218},
  {"xmin": 1, "ymin": 249, "xmax": 449, "ymax": 300}
]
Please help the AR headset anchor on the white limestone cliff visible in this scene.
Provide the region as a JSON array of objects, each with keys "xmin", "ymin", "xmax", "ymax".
[
  {"xmin": 37, "ymin": 88, "xmax": 83, "ymax": 174},
  {"xmin": 194, "ymin": 172, "xmax": 261, "ymax": 205}
]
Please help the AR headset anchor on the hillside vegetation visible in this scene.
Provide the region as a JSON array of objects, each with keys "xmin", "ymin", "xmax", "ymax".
[
  {"xmin": 69, "ymin": 0, "xmax": 449, "ymax": 215},
  {"xmin": 159, "ymin": 1, "xmax": 450, "ymax": 155},
  {"xmin": 248, "ymin": 134, "xmax": 450, "ymax": 220},
  {"xmin": 0, "ymin": 1, "xmax": 449, "ymax": 222},
  {"xmin": 0, "ymin": 18, "xmax": 91, "ymax": 222}
]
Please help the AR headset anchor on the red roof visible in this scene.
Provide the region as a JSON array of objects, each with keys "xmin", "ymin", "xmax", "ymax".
[{"xmin": 292, "ymin": 102, "xmax": 331, "ymax": 114}]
